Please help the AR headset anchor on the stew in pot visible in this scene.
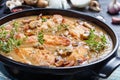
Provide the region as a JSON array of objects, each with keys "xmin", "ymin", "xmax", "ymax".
[{"xmin": 0, "ymin": 14, "xmax": 113, "ymax": 67}]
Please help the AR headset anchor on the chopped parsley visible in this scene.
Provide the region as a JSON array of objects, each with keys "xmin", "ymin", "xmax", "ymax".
[
  {"xmin": 57, "ymin": 24, "xmax": 68, "ymax": 31},
  {"xmin": 85, "ymin": 30, "xmax": 107, "ymax": 52},
  {"xmin": 38, "ymin": 32, "xmax": 44, "ymax": 45},
  {"xmin": 101, "ymin": 35, "xmax": 107, "ymax": 44},
  {"xmin": 42, "ymin": 18, "xmax": 47, "ymax": 22},
  {"xmin": 0, "ymin": 37, "xmax": 23, "ymax": 53},
  {"xmin": 0, "ymin": 22, "xmax": 23, "ymax": 53},
  {"xmin": 0, "ymin": 30, "xmax": 8, "ymax": 39},
  {"xmin": 13, "ymin": 21, "xmax": 20, "ymax": 31}
]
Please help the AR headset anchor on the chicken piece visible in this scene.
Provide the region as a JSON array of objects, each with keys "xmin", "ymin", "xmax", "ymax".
[
  {"xmin": 69, "ymin": 25, "xmax": 89, "ymax": 39},
  {"xmin": 15, "ymin": 48, "xmax": 55, "ymax": 66},
  {"xmin": 63, "ymin": 18, "xmax": 75, "ymax": 26},
  {"xmin": 46, "ymin": 19, "xmax": 55, "ymax": 28},
  {"xmin": 25, "ymin": 34, "xmax": 70, "ymax": 46},
  {"xmin": 69, "ymin": 26, "xmax": 84, "ymax": 39},
  {"xmin": 69, "ymin": 46, "xmax": 89, "ymax": 63},
  {"xmin": 40, "ymin": 22, "xmax": 49, "ymax": 30},
  {"xmin": 55, "ymin": 59, "xmax": 64, "ymax": 67},
  {"xmin": 53, "ymin": 15, "xmax": 63, "ymax": 24},
  {"xmin": 44, "ymin": 35, "xmax": 70, "ymax": 46},
  {"xmin": 29, "ymin": 20, "xmax": 42, "ymax": 29},
  {"xmin": 65, "ymin": 55, "xmax": 76, "ymax": 67},
  {"xmin": 8, "ymin": 50, "xmax": 30, "ymax": 64}
]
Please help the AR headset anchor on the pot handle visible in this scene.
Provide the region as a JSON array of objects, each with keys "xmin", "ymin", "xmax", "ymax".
[{"xmin": 98, "ymin": 57, "xmax": 120, "ymax": 78}]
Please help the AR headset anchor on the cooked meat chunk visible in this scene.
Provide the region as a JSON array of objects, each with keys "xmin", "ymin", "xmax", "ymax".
[{"xmin": 15, "ymin": 48, "xmax": 55, "ymax": 66}]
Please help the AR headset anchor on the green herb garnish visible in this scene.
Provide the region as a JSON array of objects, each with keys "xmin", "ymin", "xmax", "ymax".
[
  {"xmin": 57, "ymin": 24, "xmax": 68, "ymax": 31},
  {"xmin": 13, "ymin": 21, "xmax": 20, "ymax": 31},
  {"xmin": 0, "ymin": 22, "xmax": 23, "ymax": 53},
  {"xmin": 3, "ymin": 38, "xmax": 23, "ymax": 53},
  {"xmin": 38, "ymin": 32, "xmax": 44, "ymax": 45},
  {"xmin": 0, "ymin": 38, "xmax": 23, "ymax": 53},
  {"xmin": 85, "ymin": 29, "xmax": 107, "ymax": 52},
  {"xmin": 101, "ymin": 35, "xmax": 107, "ymax": 44},
  {"xmin": 42, "ymin": 18, "xmax": 47, "ymax": 22},
  {"xmin": 1, "ymin": 42, "xmax": 11, "ymax": 53},
  {"xmin": 0, "ymin": 30, "xmax": 8, "ymax": 39}
]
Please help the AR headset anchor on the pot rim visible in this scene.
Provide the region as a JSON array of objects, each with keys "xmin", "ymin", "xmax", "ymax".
[{"xmin": 0, "ymin": 8, "xmax": 119, "ymax": 70}]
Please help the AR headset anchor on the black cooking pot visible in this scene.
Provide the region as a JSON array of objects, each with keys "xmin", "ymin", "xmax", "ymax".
[{"xmin": 0, "ymin": 9, "xmax": 119, "ymax": 80}]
